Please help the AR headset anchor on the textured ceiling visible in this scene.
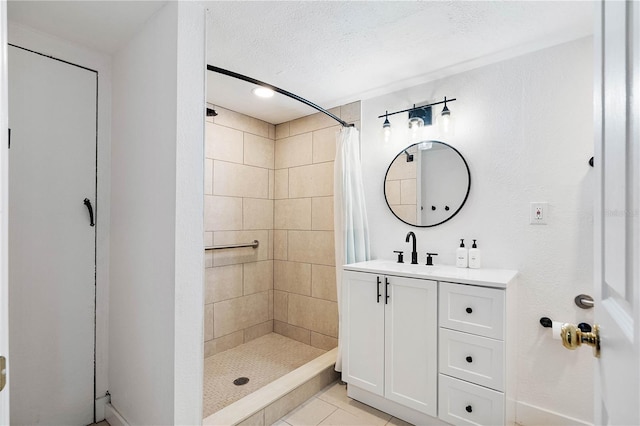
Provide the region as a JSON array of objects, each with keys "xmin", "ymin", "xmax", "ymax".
[
  {"xmin": 7, "ymin": 1, "xmax": 595, "ymax": 125},
  {"xmin": 207, "ymin": 1, "xmax": 594, "ymax": 124},
  {"xmin": 8, "ymin": 1, "xmax": 167, "ymax": 54}
]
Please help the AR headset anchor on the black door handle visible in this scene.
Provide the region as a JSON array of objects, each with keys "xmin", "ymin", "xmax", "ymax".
[
  {"xmin": 376, "ymin": 276, "xmax": 382, "ymax": 303},
  {"xmin": 83, "ymin": 198, "xmax": 95, "ymax": 227}
]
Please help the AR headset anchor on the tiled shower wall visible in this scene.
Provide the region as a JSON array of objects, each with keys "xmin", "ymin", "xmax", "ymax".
[
  {"xmin": 385, "ymin": 148, "xmax": 417, "ymax": 224},
  {"xmin": 273, "ymin": 102, "xmax": 360, "ymax": 351},
  {"xmin": 204, "ymin": 101, "xmax": 360, "ymax": 356},
  {"xmin": 204, "ymin": 106, "xmax": 276, "ymax": 357}
]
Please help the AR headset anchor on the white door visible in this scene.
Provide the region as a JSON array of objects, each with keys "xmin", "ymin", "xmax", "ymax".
[
  {"xmin": 594, "ymin": 1, "xmax": 640, "ymax": 424},
  {"xmin": 342, "ymin": 270, "xmax": 385, "ymax": 395},
  {"xmin": 384, "ymin": 276, "xmax": 437, "ymax": 416},
  {"xmin": 8, "ymin": 45, "xmax": 96, "ymax": 425},
  {"xmin": 0, "ymin": 3, "xmax": 10, "ymax": 424}
]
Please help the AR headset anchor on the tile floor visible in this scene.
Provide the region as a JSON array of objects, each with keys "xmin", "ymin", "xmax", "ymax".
[
  {"xmin": 96, "ymin": 381, "xmax": 409, "ymax": 426},
  {"xmin": 275, "ymin": 382, "xmax": 412, "ymax": 426}
]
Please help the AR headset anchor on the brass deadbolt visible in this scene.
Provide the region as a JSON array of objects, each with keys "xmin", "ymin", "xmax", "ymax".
[{"xmin": 561, "ymin": 323, "xmax": 600, "ymax": 358}]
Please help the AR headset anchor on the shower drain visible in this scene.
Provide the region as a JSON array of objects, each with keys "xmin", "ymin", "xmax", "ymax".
[{"xmin": 233, "ymin": 377, "xmax": 249, "ymax": 386}]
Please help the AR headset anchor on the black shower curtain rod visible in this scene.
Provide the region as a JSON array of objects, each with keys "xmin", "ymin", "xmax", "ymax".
[{"xmin": 207, "ymin": 65, "xmax": 353, "ymax": 128}]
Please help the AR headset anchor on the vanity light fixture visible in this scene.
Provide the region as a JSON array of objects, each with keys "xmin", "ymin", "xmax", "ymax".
[
  {"xmin": 379, "ymin": 96, "xmax": 457, "ymax": 137},
  {"xmin": 408, "ymin": 104, "xmax": 431, "ymax": 129},
  {"xmin": 408, "ymin": 104, "xmax": 430, "ymax": 141},
  {"xmin": 252, "ymin": 86, "xmax": 275, "ymax": 98},
  {"xmin": 382, "ymin": 111, "xmax": 391, "ymax": 143},
  {"xmin": 441, "ymin": 97, "xmax": 451, "ymax": 117},
  {"xmin": 439, "ymin": 96, "xmax": 452, "ymax": 134}
]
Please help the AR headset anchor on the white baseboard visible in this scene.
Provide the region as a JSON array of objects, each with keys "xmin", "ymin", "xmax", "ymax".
[
  {"xmin": 105, "ymin": 403, "xmax": 130, "ymax": 426},
  {"xmin": 516, "ymin": 401, "xmax": 592, "ymax": 426}
]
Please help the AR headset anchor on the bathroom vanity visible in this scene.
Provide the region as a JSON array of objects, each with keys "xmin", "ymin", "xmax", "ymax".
[{"xmin": 341, "ymin": 260, "xmax": 518, "ymax": 426}]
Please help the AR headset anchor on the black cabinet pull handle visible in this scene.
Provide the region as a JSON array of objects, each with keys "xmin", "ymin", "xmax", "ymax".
[
  {"xmin": 466, "ymin": 405, "xmax": 473, "ymax": 413},
  {"xmin": 466, "ymin": 307, "xmax": 473, "ymax": 314},
  {"xmin": 385, "ymin": 277, "xmax": 390, "ymax": 304},
  {"xmin": 84, "ymin": 198, "xmax": 95, "ymax": 227},
  {"xmin": 376, "ymin": 276, "xmax": 382, "ymax": 303},
  {"xmin": 466, "ymin": 356, "xmax": 473, "ymax": 363}
]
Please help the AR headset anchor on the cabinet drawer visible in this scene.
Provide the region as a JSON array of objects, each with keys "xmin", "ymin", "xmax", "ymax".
[
  {"xmin": 439, "ymin": 328, "xmax": 504, "ymax": 391},
  {"xmin": 438, "ymin": 374, "xmax": 505, "ymax": 426},
  {"xmin": 439, "ymin": 282, "xmax": 504, "ymax": 339}
]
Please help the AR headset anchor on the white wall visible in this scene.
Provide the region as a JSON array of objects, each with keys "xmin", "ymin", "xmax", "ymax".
[
  {"xmin": 7, "ymin": 21, "xmax": 113, "ymax": 418},
  {"xmin": 174, "ymin": 3, "xmax": 206, "ymax": 424},
  {"xmin": 361, "ymin": 38, "xmax": 594, "ymax": 423},
  {"xmin": 110, "ymin": 2, "xmax": 204, "ymax": 424}
]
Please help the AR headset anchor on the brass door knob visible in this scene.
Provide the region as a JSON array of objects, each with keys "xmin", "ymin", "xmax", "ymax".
[
  {"xmin": 561, "ymin": 323, "xmax": 600, "ymax": 358},
  {"xmin": 0, "ymin": 356, "xmax": 5, "ymax": 392}
]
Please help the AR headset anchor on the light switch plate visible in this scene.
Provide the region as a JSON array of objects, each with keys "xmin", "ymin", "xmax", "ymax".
[{"xmin": 530, "ymin": 202, "xmax": 548, "ymax": 225}]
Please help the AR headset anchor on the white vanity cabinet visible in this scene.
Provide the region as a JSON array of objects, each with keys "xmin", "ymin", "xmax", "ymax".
[
  {"xmin": 342, "ymin": 270, "xmax": 438, "ymax": 418},
  {"xmin": 342, "ymin": 260, "xmax": 517, "ymax": 426}
]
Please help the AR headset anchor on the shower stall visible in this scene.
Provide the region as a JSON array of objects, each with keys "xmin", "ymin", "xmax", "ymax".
[{"xmin": 202, "ymin": 96, "xmax": 361, "ymax": 422}]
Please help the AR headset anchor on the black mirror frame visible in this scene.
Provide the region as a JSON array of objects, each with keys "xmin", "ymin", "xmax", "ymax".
[{"xmin": 383, "ymin": 140, "xmax": 471, "ymax": 228}]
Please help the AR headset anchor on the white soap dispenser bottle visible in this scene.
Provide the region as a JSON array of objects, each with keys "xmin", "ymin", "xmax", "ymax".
[
  {"xmin": 469, "ymin": 239, "xmax": 481, "ymax": 269},
  {"xmin": 456, "ymin": 239, "xmax": 468, "ymax": 268}
]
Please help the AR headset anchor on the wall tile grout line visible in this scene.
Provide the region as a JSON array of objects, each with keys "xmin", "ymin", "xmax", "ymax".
[{"xmin": 208, "ymin": 158, "xmax": 273, "ymax": 173}]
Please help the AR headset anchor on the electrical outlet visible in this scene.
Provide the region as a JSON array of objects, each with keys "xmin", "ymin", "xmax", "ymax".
[{"xmin": 530, "ymin": 202, "xmax": 548, "ymax": 225}]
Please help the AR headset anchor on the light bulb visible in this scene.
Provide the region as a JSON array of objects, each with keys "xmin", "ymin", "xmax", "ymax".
[
  {"xmin": 382, "ymin": 113, "xmax": 391, "ymax": 143},
  {"xmin": 408, "ymin": 117, "xmax": 424, "ymax": 130},
  {"xmin": 252, "ymin": 87, "xmax": 274, "ymax": 98},
  {"xmin": 440, "ymin": 113, "xmax": 451, "ymax": 134},
  {"xmin": 439, "ymin": 98, "xmax": 453, "ymax": 135},
  {"xmin": 411, "ymin": 126, "xmax": 419, "ymax": 141}
]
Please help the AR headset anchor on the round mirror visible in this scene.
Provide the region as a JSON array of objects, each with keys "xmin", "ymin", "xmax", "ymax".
[{"xmin": 383, "ymin": 140, "xmax": 470, "ymax": 227}]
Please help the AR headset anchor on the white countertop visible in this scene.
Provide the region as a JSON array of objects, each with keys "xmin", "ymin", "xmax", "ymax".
[{"xmin": 343, "ymin": 259, "xmax": 518, "ymax": 289}]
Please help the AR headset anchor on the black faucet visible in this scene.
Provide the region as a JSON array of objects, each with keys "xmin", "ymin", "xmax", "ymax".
[{"xmin": 405, "ymin": 231, "xmax": 418, "ymax": 264}]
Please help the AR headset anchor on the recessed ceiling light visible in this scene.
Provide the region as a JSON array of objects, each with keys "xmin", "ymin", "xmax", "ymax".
[{"xmin": 252, "ymin": 87, "xmax": 274, "ymax": 98}]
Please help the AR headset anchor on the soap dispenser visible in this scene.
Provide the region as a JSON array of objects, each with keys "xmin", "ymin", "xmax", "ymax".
[
  {"xmin": 469, "ymin": 240, "xmax": 481, "ymax": 269},
  {"xmin": 456, "ymin": 239, "xmax": 468, "ymax": 268}
]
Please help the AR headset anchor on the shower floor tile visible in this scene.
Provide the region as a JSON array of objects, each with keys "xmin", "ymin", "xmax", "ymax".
[{"xmin": 203, "ymin": 333, "xmax": 326, "ymax": 417}]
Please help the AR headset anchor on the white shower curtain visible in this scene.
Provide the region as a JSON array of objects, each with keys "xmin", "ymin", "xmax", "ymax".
[{"xmin": 334, "ymin": 126, "xmax": 370, "ymax": 372}]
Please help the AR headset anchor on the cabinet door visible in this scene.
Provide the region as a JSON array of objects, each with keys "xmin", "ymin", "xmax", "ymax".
[
  {"xmin": 384, "ymin": 276, "xmax": 438, "ymax": 416},
  {"xmin": 342, "ymin": 270, "xmax": 385, "ymax": 395}
]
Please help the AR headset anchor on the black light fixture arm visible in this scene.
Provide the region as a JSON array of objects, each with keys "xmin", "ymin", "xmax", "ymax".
[
  {"xmin": 377, "ymin": 97, "xmax": 457, "ymax": 119},
  {"xmin": 207, "ymin": 65, "xmax": 352, "ymax": 128}
]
